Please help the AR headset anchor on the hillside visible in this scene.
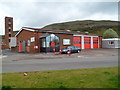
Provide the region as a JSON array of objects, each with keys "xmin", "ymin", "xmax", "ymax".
[{"xmin": 42, "ymin": 20, "xmax": 119, "ymax": 36}]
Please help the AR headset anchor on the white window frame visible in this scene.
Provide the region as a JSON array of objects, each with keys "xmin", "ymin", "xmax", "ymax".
[
  {"xmin": 108, "ymin": 41, "xmax": 114, "ymax": 45},
  {"xmin": 28, "ymin": 40, "xmax": 30, "ymax": 46},
  {"xmin": 31, "ymin": 37, "xmax": 35, "ymax": 42},
  {"xmin": 63, "ymin": 39, "xmax": 70, "ymax": 45}
]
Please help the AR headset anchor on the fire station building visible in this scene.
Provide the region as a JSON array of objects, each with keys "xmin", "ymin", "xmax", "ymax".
[{"xmin": 10, "ymin": 27, "xmax": 102, "ymax": 53}]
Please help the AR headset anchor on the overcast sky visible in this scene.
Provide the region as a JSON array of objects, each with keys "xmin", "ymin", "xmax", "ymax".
[{"xmin": 0, "ymin": 0, "xmax": 119, "ymax": 35}]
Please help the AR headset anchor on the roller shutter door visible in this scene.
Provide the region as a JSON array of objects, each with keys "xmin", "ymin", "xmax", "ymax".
[
  {"xmin": 73, "ymin": 36, "xmax": 82, "ymax": 48},
  {"xmin": 84, "ymin": 37, "xmax": 91, "ymax": 49},
  {"xmin": 93, "ymin": 37, "xmax": 98, "ymax": 48}
]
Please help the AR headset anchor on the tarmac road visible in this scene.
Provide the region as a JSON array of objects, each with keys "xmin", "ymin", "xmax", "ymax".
[{"xmin": 2, "ymin": 55, "xmax": 118, "ymax": 73}]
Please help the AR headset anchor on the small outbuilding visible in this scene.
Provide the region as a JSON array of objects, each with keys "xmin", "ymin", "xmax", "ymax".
[{"xmin": 102, "ymin": 38, "xmax": 120, "ymax": 48}]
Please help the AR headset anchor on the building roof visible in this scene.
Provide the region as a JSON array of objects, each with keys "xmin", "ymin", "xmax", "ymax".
[
  {"xmin": 15, "ymin": 27, "xmax": 99, "ymax": 37},
  {"xmin": 102, "ymin": 38, "xmax": 120, "ymax": 41},
  {"xmin": 39, "ymin": 33, "xmax": 50, "ymax": 38}
]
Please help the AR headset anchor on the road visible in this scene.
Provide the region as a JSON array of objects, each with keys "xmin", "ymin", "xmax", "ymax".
[{"xmin": 2, "ymin": 55, "xmax": 118, "ymax": 73}]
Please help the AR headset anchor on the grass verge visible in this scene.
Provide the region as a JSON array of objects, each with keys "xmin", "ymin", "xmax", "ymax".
[{"xmin": 2, "ymin": 67, "xmax": 119, "ymax": 88}]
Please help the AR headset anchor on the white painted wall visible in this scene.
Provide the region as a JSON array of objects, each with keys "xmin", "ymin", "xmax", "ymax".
[
  {"xmin": 91, "ymin": 36, "xmax": 93, "ymax": 49},
  {"xmin": 10, "ymin": 37, "xmax": 17, "ymax": 48},
  {"xmin": 81, "ymin": 36, "xmax": 84, "ymax": 49},
  {"xmin": 102, "ymin": 38, "xmax": 120, "ymax": 48}
]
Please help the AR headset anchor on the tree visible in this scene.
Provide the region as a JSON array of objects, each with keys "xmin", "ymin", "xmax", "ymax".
[{"xmin": 103, "ymin": 28, "xmax": 119, "ymax": 38}]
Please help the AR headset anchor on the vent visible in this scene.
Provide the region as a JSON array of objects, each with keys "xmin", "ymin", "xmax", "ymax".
[
  {"xmin": 85, "ymin": 32, "xmax": 89, "ymax": 35},
  {"xmin": 66, "ymin": 30, "xmax": 71, "ymax": 32},
  {"xmin": 85, "ymin": 32, "xmax": 89, "ymax": 34}
]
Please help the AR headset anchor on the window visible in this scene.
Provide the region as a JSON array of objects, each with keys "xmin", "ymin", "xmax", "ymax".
[
  {"xmin": 75, "ymin": 46, "xmax": 80, "ymax": 49},
  {"xmin": 67, "ymin": 46, "xmax": 74, "ymax": 50},
  {"xmin": 46, "ymin": 36, "xmax": 51, "ymax": 47},
  {"xmin": 63, "ymin": 39, "xmax": 70, "ymax": 45},
  {"xmin": 8, "ymin": 29, "xmax": 11, "ymax": 32},
  {"xmin": 9, "ymin": 39, "xmax": 11, "ymax": 42},
  {"xmin": 84, "ymin": 40, "xmax": 90, "ymax": 41},
  {"xmin": 93, "ymin": 40, "xmax": 98, "ymax": 41},
  {"xmin": 84, "ymin": 42, "xmax": 90, "ymax": 44},
  {"xmin": 74, "ymin": 42, "xmax": 80, "ymax": 44},
  {"xmin": 8, "ymin": 19, "xmax": 11, "ymax": 22},
  {"xmin": 8, "ymin": 24, "xmax": 11, "ymax": 27},
  {"xmin": 28, "ymin": 40, "xmax": 30, "ymax": 46},
  {"xmin": 46, "ymin": 34, "xmax": 60, "ymax": 47},
  {"xmin": 41, "ymin": 38, "xmax": 46, "ymax": 47},
  {"xmin": 9, "ymin": 34, "xmax": 11, "ymax": 37},
  {"xmin": 31, "ymin": 37, "xmax": 35, "ymax": 42},
  {"xmin": 74, "ymin": 39, "xmax": 81, "ymax": 41},
  {"xmin": 94, "ymin": 42, "xmax": 98, "ymax": 44},
  {"xmin": 108, "ymin": 41, "xmax": 114, "ymax": 45}
]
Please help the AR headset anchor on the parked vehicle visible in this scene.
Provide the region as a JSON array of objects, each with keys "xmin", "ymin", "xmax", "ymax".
[{"xmin": 60, "ymin": 46, "xmax": 81, "ymax": 54}]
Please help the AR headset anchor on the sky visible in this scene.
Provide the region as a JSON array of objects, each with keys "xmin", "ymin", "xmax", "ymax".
[{"xmin": 0, "ymin": 0, "xmax": 119, "ymax": 35}]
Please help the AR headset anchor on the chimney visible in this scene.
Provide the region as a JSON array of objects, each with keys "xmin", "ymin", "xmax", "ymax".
[{"xmin": 5, "ymin": 17, "xmax": 13, "ymax": 49}]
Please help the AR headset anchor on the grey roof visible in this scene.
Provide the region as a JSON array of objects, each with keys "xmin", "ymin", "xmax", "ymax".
[
  {"xmin": 39, "ymin": 33, "xmax": 50, "ymax": 38},
  {"xmin": 15, "ymin": 27, "xmax": 100, "ymax": 37}
]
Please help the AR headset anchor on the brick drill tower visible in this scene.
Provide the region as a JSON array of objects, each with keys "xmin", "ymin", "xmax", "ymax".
[{"xmin": 5, "ymin": 17, "xmax": 13, "ymax": 49}]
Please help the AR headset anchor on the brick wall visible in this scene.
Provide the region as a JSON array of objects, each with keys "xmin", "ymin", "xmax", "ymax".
[
  {"xmin": 55, "ymin": 33, "xmax": 73, "ymax": 49},
  {"xmin": 99, "ymin": 36, "xmax": 102, "ymax": 48},
  {"xmin": 5, "ymin": 17, "xmax": 13, "ymax": 49},
  {"xmin": 13, "ymin": 30, "xmax": 73, "ymax": 53},
  {"xmin": 16, "ymin": 30, "xmax": 42, "ymax": 53}
]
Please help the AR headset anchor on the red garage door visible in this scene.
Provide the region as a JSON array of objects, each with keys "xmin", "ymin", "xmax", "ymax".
[
  {"xmin": 84, "ymin": 37, "xmax": 91, "ymax": 49},
  {"xmin": 93, "ymin": 37, "xmax": 98, "ymax": 48},
  {"xmin": 19, "ymin": 42, "xmax": 22, "ymax": 52},
  {"xmin": 73, "ymin": 36, "xmax": 82, "ymax": 48}
]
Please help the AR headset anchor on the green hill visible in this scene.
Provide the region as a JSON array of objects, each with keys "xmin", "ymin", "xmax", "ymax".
[{"xmin": 42, "ymin": 20, "xmax": 119, "ymax": 36}]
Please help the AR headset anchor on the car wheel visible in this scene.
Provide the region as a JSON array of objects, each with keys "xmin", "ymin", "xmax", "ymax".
[
  {"xmin": 67, "ymin": 51, "xmax": 69, "ymax": 54},
  {"xmin": 67, "ymin": 51, "xmax": 71, "ymax": 54},
  {"xmin": 77, "ymin": 50, "xmax": 80, "ymax": 53}
]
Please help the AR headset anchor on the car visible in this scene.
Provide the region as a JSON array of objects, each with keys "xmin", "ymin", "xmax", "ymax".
[{"xmin": 60, "ymin": 46, "xmax": 81, "ymax": 54}]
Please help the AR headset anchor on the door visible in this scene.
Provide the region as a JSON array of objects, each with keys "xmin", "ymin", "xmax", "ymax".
[
  {"xmin": 22, "ymin": 41, "xmax": 26, "ymax": 52},
  {"xmin": 84, "ymin": 37, "xmax": 91, "ymax": 49},
  {"xmin": 93, "ymin": 37, "xmax": 98, "ymax": 48},
  {"xmin": 40, "ymin": 38, "xmax": 46, "ymax": 52},
  {"xmin": 18, "ymin": 41, "xmax": 26, "ymax": 52},
  {"xmin": 19, "ymin": 42, "xmax": 22, "ymax": 52},
  {"xmin": 73, "ymin": 36, "xmax": 82, "ymax": 48}
]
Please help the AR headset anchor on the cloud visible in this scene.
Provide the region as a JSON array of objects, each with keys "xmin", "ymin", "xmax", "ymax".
[
  {"xmin": 0, "ymin": 2, "xmax": 118, "ymax": 35},
  {"xmin": 1, "ymin": 0, "xmax": 119, "ymax": 2}
]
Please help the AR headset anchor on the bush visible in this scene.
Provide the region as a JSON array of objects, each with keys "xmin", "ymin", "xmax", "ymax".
[{"xmin": 103, "ymin": 28, "xmax": 119, "ymax": 38}]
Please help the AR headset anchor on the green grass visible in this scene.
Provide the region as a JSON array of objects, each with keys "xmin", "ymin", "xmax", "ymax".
[
  {"xmin": 0, "ymin": 73, "xmax": 2, "ymax": 89},
  {"xmin": 2, "ymin": 67, "xmax": 119, "ymax": 88}
]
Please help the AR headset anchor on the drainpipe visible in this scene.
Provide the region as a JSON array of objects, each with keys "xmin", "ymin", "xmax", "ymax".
[{"xmin": 34, "ymin": 30, "xmax": 39, "ymax": 53}]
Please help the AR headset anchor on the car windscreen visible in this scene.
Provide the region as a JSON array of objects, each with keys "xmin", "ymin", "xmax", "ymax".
[
  {"xmin": 67, "ymin": 46, "xmax": 74, "ymax": 49},
  {"xmin": 75, "ymin": 46, "xmax": 80, "ymax": 49}
]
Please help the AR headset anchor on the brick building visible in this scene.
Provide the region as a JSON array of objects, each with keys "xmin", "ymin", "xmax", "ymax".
[
  {"xmin": 11, "ymin": 27, "xmax": 102, "ymax": 53},
  {"xmin": 3, "ymin": 17, "xmax": 102, "ymax": 53}
]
